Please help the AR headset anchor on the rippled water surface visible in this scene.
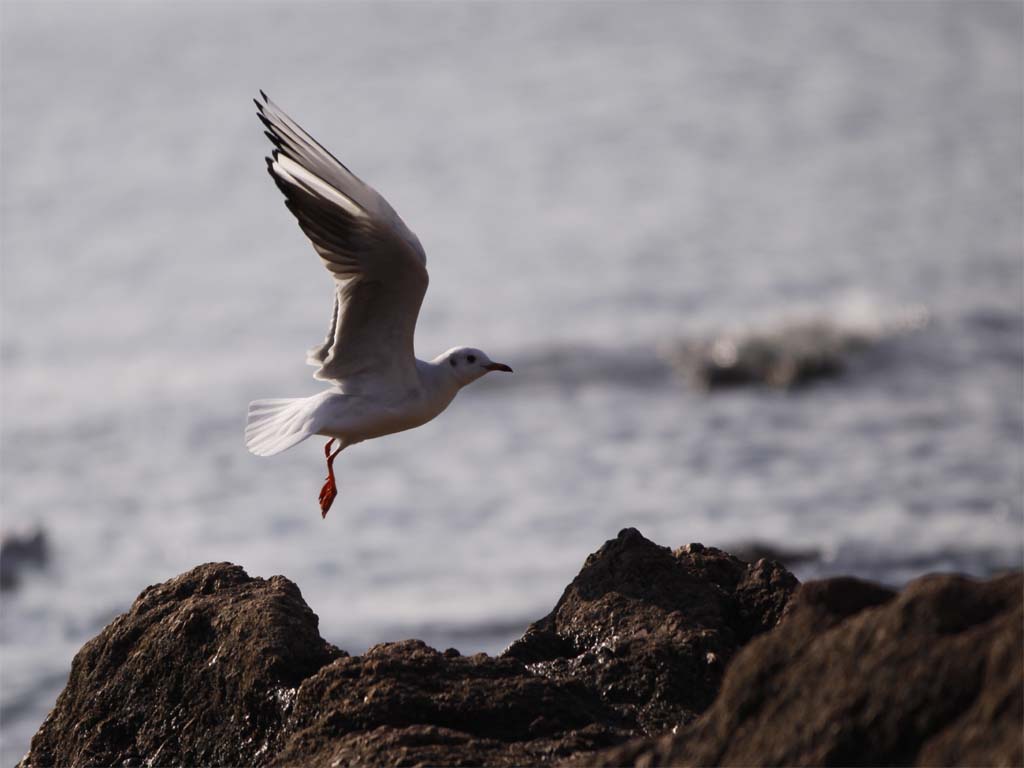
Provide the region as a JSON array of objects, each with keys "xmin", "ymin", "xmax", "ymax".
[{"xmin": 2, "ymin": 2, "xmax": 1022, "ymax": 763}]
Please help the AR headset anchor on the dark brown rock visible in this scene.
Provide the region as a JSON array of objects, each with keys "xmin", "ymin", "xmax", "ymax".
[
  {"xmin": 503, "ymin": 528, "xmax": 799, "ymax": 734},
  {"xmin": 19, "ymin": 562, "xmax": 342, "ymax": 767},
  {"xmin": 273, "ymin": 639, "xmax": 630, "ymax": 766},
  {"xmin": 31, "ymin": 533, "xmax": 1016, "ymax": 767},
  {"xmin": 581, "ymin": 571, "xmax": 1024, "ymax": 767},
  {"xmin": 19, "ymin": 531, "xmax": 799, "ymax": 767}
]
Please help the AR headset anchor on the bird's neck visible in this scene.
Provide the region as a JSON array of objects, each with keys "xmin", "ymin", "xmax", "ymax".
[{"xmin": 417, "ymin": 358, "xmax": 464, "ymax": 403}]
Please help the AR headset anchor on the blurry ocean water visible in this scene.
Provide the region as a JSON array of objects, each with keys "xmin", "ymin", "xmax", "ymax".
[{"xmin": 2, "ymin": 1, "xmax": 1022, "ymax": 763}]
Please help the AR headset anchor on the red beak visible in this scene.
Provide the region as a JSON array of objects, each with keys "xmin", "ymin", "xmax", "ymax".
[{"xmin": 484, "ymin": 362, "xmax": 513, "ymax": 373}]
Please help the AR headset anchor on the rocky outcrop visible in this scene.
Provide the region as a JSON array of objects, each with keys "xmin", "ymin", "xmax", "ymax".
[
  {"xmin": 19, "ymin": 529, "xmax": 1022, "ymax": 767},
  {"xmin": 20, "ymin": 563, "xmax": 342, "ymax": 767},
  {"xmin": 19, "ymin": 530, "xmax": 795, "ymax": 767},
  {"xmin": 504, "ymin": 530, "xmax": 798, "ymax": 734},
  {"xmin": 273, "ymin": 640, "xmax": 630, "ymax": 766},
  {"xmin": 582, "ymin": 572, "xmax": 1023, "ymax": 767}
]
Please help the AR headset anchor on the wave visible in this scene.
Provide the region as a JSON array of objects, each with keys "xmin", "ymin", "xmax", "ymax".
[
  {"xmin": 482, "ymin": 299, "xmax": 937, "ymax": 393},
  {"xmin": 662, "ymin": 300, "xmax": 931, "ymax": 390}
]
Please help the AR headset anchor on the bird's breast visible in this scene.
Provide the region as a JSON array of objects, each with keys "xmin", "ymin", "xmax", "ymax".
[{"xmin": 327, "ymin": 387, "xmax": 453, "ymax": 442}]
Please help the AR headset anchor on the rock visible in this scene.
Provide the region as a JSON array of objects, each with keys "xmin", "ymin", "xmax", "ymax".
[
  {"xmin": 19, "ymin": 530, "xmax": 799, "ymax": 767},
  {"xmin": 727, "ymin": 540, "xmax": 821, "ymax": 569},
  {"xmin": 272, "ymin": 531, "xmax": 795, "ymax": 765},
  {"xmin": 667, "ymin": 321, "xmax": 855, "ymax": 390},
  {"xmin": 19, "ymin": 563, "xmax": 342, "ymax": 767},
  {"xmin": 1, "ymin": 526, "xmax": 49, "ymax": 591},
  {"xmin": 273, "ymin": 639, "xmax": 630, "ymax": 766},
  {"xmin": 581, "ymin": 571, "xmax": 1023, "ymax": 767},
  {"xmin": 24, "ymin": 531, "xmax": 1016, "ymax": 767},
  {"xmin": 503, "ymin": 529, "xmax": 799, "ymax": 734},
  {"xmin": 664, "ymin": 306, "xmax": 928, "ymax": 391}
]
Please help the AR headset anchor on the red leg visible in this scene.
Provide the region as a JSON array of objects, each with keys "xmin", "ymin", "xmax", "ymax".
[{"xmin": 318, "ymin": 440, "xmax": 344, "ymax": 518}]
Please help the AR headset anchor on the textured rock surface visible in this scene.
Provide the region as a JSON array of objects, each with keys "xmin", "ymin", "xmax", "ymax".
[
  {"xmin": 582, "ymin": 572, "xmax": 1024, "ymax": 767},
  {"xmin": 20, "ymin": 530, "xmax": 1019, "ymax": 767},
  {"xmin": 503, "ymin": 528, "xmax": 798, "ymax": 734},
  {"xmin": 19, "ymin": 530, "xmax": 797, "ymax": 767},
  {"xmin": 274, "ymin": 639, "xmax": 630, "ymax": 766},
  {"xmin": 19, "ymin": 563, "xmax": 342, "ymax": 767}
]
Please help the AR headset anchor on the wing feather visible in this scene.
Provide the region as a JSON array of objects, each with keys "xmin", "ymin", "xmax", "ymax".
[
  {"xmin": 257, "ymin": 92, "xmax": 429, "ymax": 394},
  {"xmin": 306, "ymin": 293, "xmax": 340, "ymax": 367}
]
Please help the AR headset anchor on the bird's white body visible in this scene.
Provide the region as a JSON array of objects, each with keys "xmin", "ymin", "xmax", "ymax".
[
  {"xmin": 247, "ymin": 352, "xmax": 488, "ymax": 456},
  {"xmin": 243, "ymin": 93, "xmax": 510, "ymax": 487}
]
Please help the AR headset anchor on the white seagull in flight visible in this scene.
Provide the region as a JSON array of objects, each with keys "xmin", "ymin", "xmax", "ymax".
[{"xmin": 246, "ymin": 92, "xmax": 512, "ymax": 517}]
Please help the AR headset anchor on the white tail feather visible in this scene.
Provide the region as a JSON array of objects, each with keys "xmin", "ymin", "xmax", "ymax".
[{"xmin": 245, "ymin": 397, "xmax": 318, "ymax": 456}]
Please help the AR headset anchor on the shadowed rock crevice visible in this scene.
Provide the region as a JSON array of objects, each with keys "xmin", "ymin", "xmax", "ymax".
[{"xmin": 17, "ymin": 530, "xmax": 1022, "ymax": 767}]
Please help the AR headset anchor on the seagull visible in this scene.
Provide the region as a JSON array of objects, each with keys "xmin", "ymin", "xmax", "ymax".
[{"xmin": 246, "ymin": 92, "xmax": 512, "ymax": 517}]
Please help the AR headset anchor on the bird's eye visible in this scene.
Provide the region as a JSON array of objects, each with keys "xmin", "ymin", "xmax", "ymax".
[
  {"xmin": 450, "ymin": 357, "xmax": 457, "ymax": 367},
  {"xmin": 467, "ymin": 354, "xmax": 477, "ymax": 364}
]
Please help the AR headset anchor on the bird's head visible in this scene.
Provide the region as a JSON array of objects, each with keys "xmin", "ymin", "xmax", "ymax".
[{"xmin": 442, "ymin": 346, "xmax": 513, "ymax": 386}]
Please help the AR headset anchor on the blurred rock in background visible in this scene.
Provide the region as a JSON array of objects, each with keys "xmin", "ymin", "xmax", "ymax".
[
  {"xmin": 665, "ymin": 305, "xmax": 929, "ymax": 390},
  {"xmin": 1, "ymin": 527, "xmax": 50, "ymax": 592}
]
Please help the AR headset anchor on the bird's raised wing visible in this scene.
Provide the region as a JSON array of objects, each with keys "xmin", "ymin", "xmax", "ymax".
[{"xmin": 257, "ymin": 92, "xmax": 428, "ymax": 395}]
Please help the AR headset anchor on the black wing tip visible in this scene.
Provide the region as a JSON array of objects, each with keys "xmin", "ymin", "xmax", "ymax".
[
  {"xmin": 257, "ymin": 113, "xmax": 277, "ymax": 133},
  {"xmin": 254, "ymin": 91, "xmax": 271, "ymax": 121}
]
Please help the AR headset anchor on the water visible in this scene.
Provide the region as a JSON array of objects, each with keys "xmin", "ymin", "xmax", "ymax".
[{"xmin": 2, "ymin": 1, "xmax": 1022, "ymax": 763}]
